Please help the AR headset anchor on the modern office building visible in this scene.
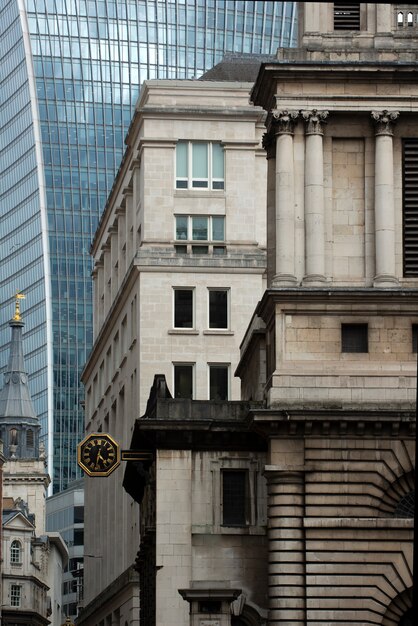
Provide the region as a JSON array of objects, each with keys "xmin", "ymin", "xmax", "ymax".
[{"xmin": 0, "ymin": 0, "xmax": 297, "ymax": 493}]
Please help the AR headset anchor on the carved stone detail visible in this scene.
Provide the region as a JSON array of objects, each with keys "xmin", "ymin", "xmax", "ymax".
[
  {"xmin": 301, "ymin": 109, "xmax": 329, "ymax": 135},
  {"xmin": 272, "ymin": 109, "xmax": 299, "ymax": 135},
  {"xmin": 371, "ymin": 110, "xmax": 400, "ymax": 136}
]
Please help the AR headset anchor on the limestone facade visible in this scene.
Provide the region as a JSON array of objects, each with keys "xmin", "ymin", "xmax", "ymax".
[{"xmin": 79, "ymin": 80, "xmax": 267, "ymax": 623}]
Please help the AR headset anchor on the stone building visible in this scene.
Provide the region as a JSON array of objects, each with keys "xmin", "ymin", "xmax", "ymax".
[
  {"xmin": 120, "ymin": 3, "xmax": 415, "ymax": 626},
  {"xmin": 0, "ymin": 300, "xmax": 67, "ymax": 625},
  {"xmin": 79, "ymin": 74, "xmax": 268, "ymax": 623}
]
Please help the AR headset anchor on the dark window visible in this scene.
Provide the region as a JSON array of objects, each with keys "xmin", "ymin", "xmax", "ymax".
[
  {"xmin": 341, "ymin": 323, "xmax": 368, "ymax": 353},
  {"xmin": 403, "ymin": 139, "xmax": 418, "ymax": 276},
  {"xmin": 209, "ymin": 290, "xmax": 228, "ymax": 329},
  {"xmin": 74, "ymin": 506, "xmax": 84, "ymax": 523},
  {"xmin": 199, "ymin": 601, "xmax": 222, "ymax": 613},
  {"xmin": 74, "ymin": 529, "xmax": 84, "ymax": 545},
  {"xmin": 174, "ymin": 364, "xmax": 193, "ymax": 399},
  {"xmin": 174, "ymin": 289, "xmax": 193, "ymax": 328},
  {"xmin": 209, "ymin": 365, "xmax": 228, "ymax": 400},
  {"xmin": 413, "ymin": 325, "xmax": 418, "ymax": 353},
  {"xmin": 334, "ymin": 2, "xmax": 360, "ymax": 30},
  {"xmin": 222, "ymin": 470, "xmax": 248, "ymax": 526}
]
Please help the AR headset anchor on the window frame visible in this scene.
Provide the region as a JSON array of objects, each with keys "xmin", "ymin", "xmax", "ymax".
[
  {"xmin": 174, "ymin": 215, "xmax": 226, "ymax": 256},
  {"xmin": 10, "ymin": 540, "xmax": 22, "ymax": 565},
  {"xmin": 10, "ymin": 584, "xmax": 22, "ymax": 607},
  {"xmin": 173, "ymin": 287, "xmax": 195, "ymax": 330},
  {"xmin": 175, "ymin": 141, "xmax": 225, "ymax": 191},
  {"xmin": 208, "ymin": 288, "xmax": 229, "ymax": 330},
  {"xmin": 173, "ymin": 362, "xmax": 195, "ymax": 399},
  {"xmin": 208, "ymin": 363, "xmax": 230, "ymax": 401},
  {"xmin": 221, "ymin": 468, "xmax": 250, "ymax": 527}
]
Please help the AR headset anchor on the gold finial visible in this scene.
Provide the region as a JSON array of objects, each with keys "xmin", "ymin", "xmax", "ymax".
[{"xmin": 13, "ymin": 292, "xmax": 25, "ymax": 321}]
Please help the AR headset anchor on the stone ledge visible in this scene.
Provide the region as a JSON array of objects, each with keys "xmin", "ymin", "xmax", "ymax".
[{"xmin": 303, "ymin": 517, "xmax": 414, "ymax": 529}]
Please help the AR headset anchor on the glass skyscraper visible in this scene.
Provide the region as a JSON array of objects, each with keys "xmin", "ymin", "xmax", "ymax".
[{"xmin": 0, "ymin": 0, "xmax": 297, "ymax": 492}]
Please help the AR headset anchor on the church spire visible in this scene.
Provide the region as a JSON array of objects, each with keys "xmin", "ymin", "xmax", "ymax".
[{"xmin": 0, "ymin": 294, "xmax": 40, "ymax": 459}]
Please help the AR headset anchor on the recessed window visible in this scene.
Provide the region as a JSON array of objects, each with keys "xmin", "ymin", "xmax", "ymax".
[
  {"xmin": 209, "ymin": 364, "xmax": 229, "ymax": 400},
  {"xmin": 341, "ymin": 323, "xmax": 368, "ymax": 353},
  {"xmin": 175, "ymin": 215, "xmax": 225, "ymax": 242},
  {"xmin": 26, "ymin": 429, "xmax": 34, "ymax": 448},
  {"xmin": 173, "ymin": 289, "xmax": 194, "ymax": 329},
  {"xmin": 209, "ymin": 289, "xmax": 228, "ymax": 329},
  {"xmin": 10, "ymin": 584, "xmax": 21, "ymax": 607},
  {"xmin": 222, "ymin": 469, "xmax": 249, "ymax": 526},
  {"xmin": 174, "ymin": 364, "xmax": 194, "ymax": 399},
  {"xmin": 10, "ymin": 540, "xmax": 22, "ymax": 564},
  {"xmin": 176, "ymin": 141, "xmax": 224, "ymax": 190},
  {"xmin": 412, "ymin": 325, "xmax": 418, "ymax": 353}
]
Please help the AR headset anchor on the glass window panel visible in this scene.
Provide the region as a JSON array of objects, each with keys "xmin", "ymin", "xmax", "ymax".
[
  {"xmin": 209, "ymin": 290, "xmax": 228, "ymax": 329},
  {"xmin": 212, "ymin": 143, "xmax": 224, "ymax": 178},
  {"xmin": 174, "ymin": 289, "xmax": 193, "ymax": 328},
  {"xmin": 192, "ymin": 143, "xmax": 208, "ymax": 179},
  {"xmin": 222, "ymin": 469, "xmax": 248, "ymax": 525},
  {"xmin": 212, "ymin": 216, "xmax": 225, "ymax": 241},
  {"xmin": 209, "ymin": 364, "xmax": 228, "ymax": 400},
  {"xmin": 174, "ymin": 364, "xmax": 193, "ymax": 399},
  {"xmin": 176, "ymin": 141, "xmax": 188, "ymax": 178},
  {"xmin": 192, "ymin": 217, "xmax": 208, "ymax": 240},
  {"xmin": 175, "ymin": 216, "xmax": 188, "ymax": 240}
]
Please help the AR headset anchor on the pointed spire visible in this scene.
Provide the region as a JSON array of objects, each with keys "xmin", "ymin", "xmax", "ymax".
[{"xmin": 0, "ymin": 295, "xmax": 40, "ymax": 459}]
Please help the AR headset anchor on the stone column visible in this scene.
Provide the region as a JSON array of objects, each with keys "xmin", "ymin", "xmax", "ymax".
[
  {"xmin": 302, "ymin": 109, "xmax": 328, "ymax": 285},
  {"xmin": 264, "ymin": 467, "xmax": 306, "ymax": 626},
  {"xmin": 272, "ymin": 109, "xmax": 299, "ymax": 286},
  {"xmin": 371, "ymin": 110, "xmax": 399, "ymax": 287}
]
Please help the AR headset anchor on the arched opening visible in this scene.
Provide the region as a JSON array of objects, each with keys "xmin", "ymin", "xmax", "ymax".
[
  {"xmin": 393, "ymin": 491, "xmax": 414, "ymax": 518},
  {"xmin": 399, "ymin": 607, "xmax": 413, "ymax": 626},
  {"xmin": 10, "ymin": 540, "xmax": 22, "ymax": 564},
  {"xmin": 397, "ymin": 12, "xmax": 404, "ymax": 26}
]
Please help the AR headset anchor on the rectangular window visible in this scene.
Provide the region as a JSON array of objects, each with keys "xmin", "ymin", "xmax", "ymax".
[
  {"xmin": 209, "ymin": 364, "xmax": 229, "ymax": 400},
  {"xmin": 10, "ymin": 585, "xmax": 21, "ymax": 607},
  {"xmin": 176, "ymin": 141, "xmax": 224, "ymax": 190},
  {"xmin": 174, "ymin": 214, "xmax": 226, "ymax": 255},
  {"xmin": 174, "ymin": 364, "xmax": 194, "ymax": 399},
  {"xmin": 403, "ymin": 139, "xmax": 418, "ymax": 276},
  {"xmin": 209, "ymin": 289, "xmax": 228, "ymax": 329},
  {"xmin": 333, "ymin": 2, "xmax": 360, "ymax": 30},
  {"xmin": 341, "ymin": 323, "xmax": 368, "ymax": 353},
  {"xmin": 413, "ymin": 324, "xmax": 418, "ymax": 353},
  {"xmin": 174, "ymin": 289, "xmax": 194, "ymax": 328},
  {"xmin": 222, "ymin": 469, "xmax": 249, "ymax": 526}
]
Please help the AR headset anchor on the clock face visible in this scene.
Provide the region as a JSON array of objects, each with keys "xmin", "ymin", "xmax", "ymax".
[{"xmin": 77, "ymin": 433, "xmax": 120, "ymax": 477}]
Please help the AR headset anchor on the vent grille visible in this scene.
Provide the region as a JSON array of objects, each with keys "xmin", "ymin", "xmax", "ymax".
[
  {"xmin": 334, "ymin": 2, "xmax": 361, "ymax": 30},
  {"xmin": 403, "ymin": 139, "xmax": 418, "ymax": 276}
]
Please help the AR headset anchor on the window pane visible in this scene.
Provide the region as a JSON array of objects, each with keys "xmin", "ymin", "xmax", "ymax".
[
  {"xmin": 176, "ymin": 142, "xmax": 188, "ymax": 178},
  {"xmin": 174, "ymin": 290, "xmax": 193, "ymax": 328},
  {"xmin": 209, "ymin": 290, "xmax": 228, "ymax": 329},
  {"xmin": 192, "ymin": 143, "xmax": 208, "ymax": 179},
  {"xmin": 174, "ymin": 364, "xmax": 193, "ymax": 398},
  {"xmin": 212, "ymin": 216, "xmax": 225, "ymax": 241},
  {"xmin": 209, "ymin": 364, "xmax": 228, "ymax": 400},
  {"xmin": 175, "ymin": 216, "xmax": 188, "ymax": 240},
  {"xmin": 192, "ymin": 217, "xmax": 208, "ymax": 240},
  {"xmin": 222, "ymin": 470, "xmax": 247, "ymax": 525},
  {"xmin": 212, "ymin": 143, "xmax": 224, "ymax": 178}
]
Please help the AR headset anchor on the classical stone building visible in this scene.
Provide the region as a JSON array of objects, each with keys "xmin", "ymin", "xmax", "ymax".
[
  {"xmin": 0, "ymin": 300, "xmax": 67, "ymax": 625},
  {"xmin": 79, "ymin": 74, "xmax": 268, "ymax": 623},
  {"xmin": 120, "ymin": 3, "xmax": 415, "ymax": 626}
]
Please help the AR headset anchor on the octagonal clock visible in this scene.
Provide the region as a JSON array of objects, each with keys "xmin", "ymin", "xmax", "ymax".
[{"xmin": 77, "ymin": 433, "xmax": 121, "ymax": 477}]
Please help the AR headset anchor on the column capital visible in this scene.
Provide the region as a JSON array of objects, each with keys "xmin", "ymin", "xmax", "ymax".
[
  {"xmin": 301, "ymin": 109, "xmax": 328, "ymax": 135},
  {"xmin": 272, "ymin": 109, "xmax": 299, "ymax": 135},
  {"xmin": 371, "ymin": 110, "xmax": 399, "ymax": 136}
]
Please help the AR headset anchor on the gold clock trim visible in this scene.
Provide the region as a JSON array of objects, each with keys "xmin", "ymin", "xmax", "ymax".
[{"xmin": 77, "ymin": 433, "xmax": 121, "ymax": 477}]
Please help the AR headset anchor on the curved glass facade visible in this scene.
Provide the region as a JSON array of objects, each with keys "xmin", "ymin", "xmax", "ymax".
[{"xmin": 0, "ymin": 0, "xmax": 297, "ymax": 493}]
